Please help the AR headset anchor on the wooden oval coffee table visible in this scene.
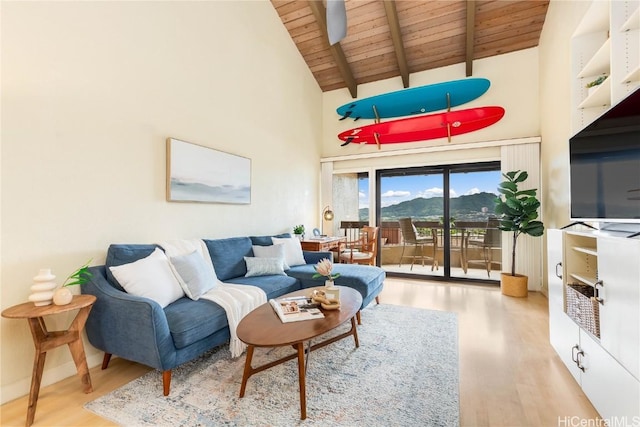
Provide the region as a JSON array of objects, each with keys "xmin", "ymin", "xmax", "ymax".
[{"xmin": 237, "ymin": 286, "xmax": 362, "ymax": 420}]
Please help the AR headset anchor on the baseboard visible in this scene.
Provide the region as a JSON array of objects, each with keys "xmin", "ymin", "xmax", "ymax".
[{"xmin": 0, "ymin": 350, "xmax": 104, "ymax": 405}]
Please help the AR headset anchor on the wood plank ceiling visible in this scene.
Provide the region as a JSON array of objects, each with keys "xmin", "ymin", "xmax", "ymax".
[{"xmin": 271, "ymin": 0, "xmax": 550, "ymax": 98}]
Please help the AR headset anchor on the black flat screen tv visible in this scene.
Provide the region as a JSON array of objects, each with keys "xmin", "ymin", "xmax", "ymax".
[{"xmin": 569, "ymin": 87, "xmax": 640, "ymax": 223}]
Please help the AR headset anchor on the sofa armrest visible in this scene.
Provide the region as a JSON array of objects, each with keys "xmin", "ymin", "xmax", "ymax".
[
  {"xmin": 303, "ymin": 250, "xmax": 333, "ymax": 264},
  {"xmin": 82, "ymin": 266, "xmax": 177, "ymax": 370}
]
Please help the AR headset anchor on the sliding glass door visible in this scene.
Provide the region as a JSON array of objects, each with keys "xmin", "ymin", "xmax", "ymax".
[
  {"xmin": 377, "ymin": 168, "xmax": 444, "ymax": 277},
  {"xmin": 449, "ymin": 166, "xmax": 503, "ymax": 281},
  {"xmin": 377, "ymin": 162, "xmax": 501, "ymax": 283}
]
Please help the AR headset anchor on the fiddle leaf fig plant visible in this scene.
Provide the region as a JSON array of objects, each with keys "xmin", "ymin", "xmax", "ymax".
[
  {"xmin": 61, "ymin": 259, "xmax": 93, "ymax": 287},
  {"xmin": 494, "ymin": 171, "xmax": 544, "ymax": 277}
]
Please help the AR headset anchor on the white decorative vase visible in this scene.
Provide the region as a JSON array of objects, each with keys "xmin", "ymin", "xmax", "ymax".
[
  {"xmin": 28, "ymin": 269, "xmax": 57, "ymax": 306},
  {"xmin": 53, "ymin": 287, "xmax": 73, "ymax": 305}
]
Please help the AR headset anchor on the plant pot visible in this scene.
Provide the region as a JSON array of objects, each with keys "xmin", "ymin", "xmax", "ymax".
[
  {"xmin": 53, "ymin": 287, "xmax": 73, "ymax": 305},
  {"xmin": 500, "ymin": 273, "xmax": 528, "ymax": 297}
]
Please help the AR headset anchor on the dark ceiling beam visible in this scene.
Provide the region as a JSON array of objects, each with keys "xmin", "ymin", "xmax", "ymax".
[
  {"xmin": 308, "ymin": 0, "xmax": 357, "ymax": 98},
  {"xmin": 383, "ymin": 0, "xmax": 410, "ymax": 88},
  {"xmin": 465, "ymin": 0, "xmax": 476, "ymax": 77}
]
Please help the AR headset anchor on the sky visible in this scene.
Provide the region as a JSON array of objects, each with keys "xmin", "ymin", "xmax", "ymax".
[{"xmin": 359, "ymin": 170, "xmax": 501, "ymax": 208}]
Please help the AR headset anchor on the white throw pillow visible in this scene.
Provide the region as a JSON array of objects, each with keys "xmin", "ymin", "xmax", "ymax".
[
  {"xmin": 271, "ymin": 237, "xmax": 306, "ymax": 267},
  {"xmin": 252, "ymin": 244, "xmax": 290, "ymax": 270},
  {"xmin": 109, "ymin": 248, "xmax": 184, "ymax": 308},
  {"xmin": 169, "ymin": 250, "xmax": 219, "ymax": 300},
  {"xmin": 244, "ymin": 256, "xmax": 287, "ymax": 277}
]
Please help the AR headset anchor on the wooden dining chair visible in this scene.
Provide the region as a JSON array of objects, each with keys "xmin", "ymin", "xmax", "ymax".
[{"xmin": 339, "ymin": 226, "xmax": 379, "ymax": 266}]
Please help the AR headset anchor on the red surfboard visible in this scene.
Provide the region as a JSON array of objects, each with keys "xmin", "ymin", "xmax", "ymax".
[{"xmin": 338, "ymin": 106, "xmax": 505, "ymax": 147}]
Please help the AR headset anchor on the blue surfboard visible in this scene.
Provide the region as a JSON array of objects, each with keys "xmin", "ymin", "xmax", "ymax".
[{"xmin": 336, "ymin": 78, "xmax": 491, "ymax": 121}]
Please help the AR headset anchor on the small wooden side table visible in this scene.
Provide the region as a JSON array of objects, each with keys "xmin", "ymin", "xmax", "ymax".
[{"xmin": 2, "ymin": 294, "xmax": 97, "ymax": 427}]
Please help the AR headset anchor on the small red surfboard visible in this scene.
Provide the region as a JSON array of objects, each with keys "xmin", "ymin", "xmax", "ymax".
[{"xmin": 338, "ymin": 106, "xmax": 505, "ymax": 147}]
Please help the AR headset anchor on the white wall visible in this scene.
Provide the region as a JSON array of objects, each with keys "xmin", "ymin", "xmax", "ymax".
[
  {"xmin": 0, "ymin": 1, "xmax": 322, "ymax": 403},
  {"xmin": 537, "ymin": 0, "xmax": 592, "ymax": 295},
  {"xmin": 539, "ymin": 0, "xmax": 590, "ymax": 231}
]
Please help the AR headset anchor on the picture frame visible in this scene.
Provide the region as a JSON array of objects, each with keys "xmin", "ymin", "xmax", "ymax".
[{"xmin": 166, "ymin": 138, "xmax": 251, "ymax": 204}]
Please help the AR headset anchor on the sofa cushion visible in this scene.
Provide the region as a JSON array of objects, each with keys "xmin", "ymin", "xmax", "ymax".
[
  {"xmin": 164, "ymin": 297, "xmax": 228, "ymax": 349},
  {"xmin": 169, "ymin": 250, "xmax": 219, "ymax": 300},
  {"xmin": 252, "ymin": 244, "xmax": 289, "ymax": 270},
  {"xmin": 287, "ymin": 263, "xmax": 385, "ymax": 309},
  {"xmin": 250, "ymin": 233, "xmax": 291, "ymax": 246},
  {"xmin": 203, "ymin": 237, "xmax": 253, "ymax": 281},
  {"xmin": 271, "ymin": 236, "xmax": 306, "ymax": 267},
  {"xmin": 105, "ymin": 244, "xmax": 159, "ymax": 290},
  {"xmin": 224, "ymin": 275, "xmax": 300, "ymax": 300},
  {"xmin": 244, "ymin": 256, "xmax": 286, "ymax": 277},
  {"xmin": 109, "ymin": 248, "xmax": 185, "ymax": 308}
]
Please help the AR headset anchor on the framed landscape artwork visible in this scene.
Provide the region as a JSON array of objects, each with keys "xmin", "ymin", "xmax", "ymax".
[{"xmin": 166, "ymin": 138, "xmax": 251, "ymax": 204}]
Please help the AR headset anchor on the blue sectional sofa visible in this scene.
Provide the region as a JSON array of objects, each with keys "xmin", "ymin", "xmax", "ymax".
[{"xmin": 82, "ymin": 234, "xmax": 385, "ymax": 395}]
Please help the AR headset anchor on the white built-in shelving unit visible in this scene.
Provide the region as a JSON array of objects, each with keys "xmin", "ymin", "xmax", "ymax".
[
  {"xmin": 571, "ymin": 0, "xmax": 640, "ymax": 134},
  {"xmin": 548, "ymin": 229, "xmax": 640, "ymax": 421}
]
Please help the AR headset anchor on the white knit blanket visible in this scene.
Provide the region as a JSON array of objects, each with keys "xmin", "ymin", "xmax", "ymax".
[{"xmin": 158, "ymin": 239, "xmax": 266, "ymax": 358}]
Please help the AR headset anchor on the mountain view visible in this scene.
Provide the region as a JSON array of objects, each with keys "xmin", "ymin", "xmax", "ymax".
[{"xmin": 359, "ymin": 192, "xmax": 497, "ymax": 221}]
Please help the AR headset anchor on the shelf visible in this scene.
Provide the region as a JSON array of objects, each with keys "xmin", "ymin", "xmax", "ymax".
[
  {"xmin": 620, "ymin": 6, "xmax": 640, "ymax": 32},
  {"xmin": 570, "ymin": 272, "xmax": 598, "ymax": 287},
  {"xmin": 573, "ymin": 246, "xmax": 598, "ymax": 257},
  {"xmin": 578, "ymin": 39, "xmax": 611, "ymax": 78},
  {"xmin": 574, "ymin": 0, "xmax": 610, "ymax": 36},
  {"xmin": 622, "ymin": 65, "xmax": 640, "ymax": 84},
  {"xmin": 578, "ymin": 77, "xmax": 612, "ymax": 109}
]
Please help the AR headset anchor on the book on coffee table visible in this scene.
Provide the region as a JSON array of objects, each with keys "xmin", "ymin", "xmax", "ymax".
[{"xmin": 269, "ymin": 297, "xmax": 324, "ymax": 323}]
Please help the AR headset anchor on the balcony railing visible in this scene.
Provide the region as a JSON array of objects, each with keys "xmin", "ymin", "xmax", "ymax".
[
  {"xmin": 339, "ymin": 220, "xmax": 490, "ymax": 245},
  {"xmin": 339, "ymin": 220, "xmax": 502, "ymax": 275}
]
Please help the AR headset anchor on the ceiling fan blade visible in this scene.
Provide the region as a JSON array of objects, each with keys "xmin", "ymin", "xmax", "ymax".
[{"xmin": 326, "ymin": 0, "xmax": 347, "ymax": 45}]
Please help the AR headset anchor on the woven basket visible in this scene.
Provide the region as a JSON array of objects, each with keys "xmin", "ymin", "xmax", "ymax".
[{"xmin": 566, "ymin": 283, "xmax": 600, "ymax": 338}]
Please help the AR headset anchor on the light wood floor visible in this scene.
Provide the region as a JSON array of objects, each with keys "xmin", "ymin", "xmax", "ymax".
[{"xmin": 1, "ymin": 277, "xmax": 600, "ymax": 426}]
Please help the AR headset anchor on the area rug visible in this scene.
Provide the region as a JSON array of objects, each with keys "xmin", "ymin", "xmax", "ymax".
[{"xmin": 85, "ymin": 304, "xmax": 459, "ymax": 426}]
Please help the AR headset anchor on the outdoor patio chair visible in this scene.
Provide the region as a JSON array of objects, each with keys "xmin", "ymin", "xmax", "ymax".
[{"xmin": 398, "ymin": 218, "xmax": 438, "ymax": 271}]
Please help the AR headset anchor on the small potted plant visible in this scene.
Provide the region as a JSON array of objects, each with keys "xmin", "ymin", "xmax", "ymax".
[
  {"xmin": 53, "ymin": 259, "xmax": 93, "ymax": 305},
  {"xmin": 312, "ymin": 258, "xmax": 341, "ymax": 303},
  {"xmin": 494, "ymin": 170, "xmax": 544, "ymax": 297},
  {"xmin": 293, "ymin": 224, "xmax": 305, "ymax": 240},
  {"xmin": 586, "ymin": 75, "xmax": 607, "ymax": 96},
  {"xmin": 312, "ymin": 258, "xmax": 340, "ymax": 285}
]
